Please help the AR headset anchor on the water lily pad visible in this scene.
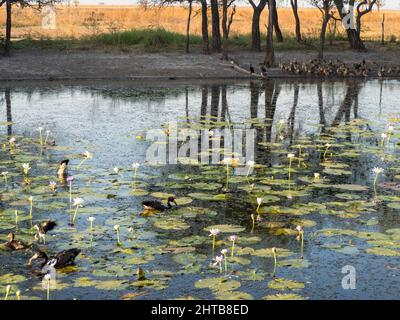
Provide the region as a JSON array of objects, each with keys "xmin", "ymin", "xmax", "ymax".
[
  {"xmin": 205, "ymin": 224, "xmax": 245, "ymax": 233},
  {"xmin": 195, "ymin": 277, "xmax": 241, "ymax": 292},
  {"xmin": 154, "ymin": 218, "xmax": 190, "ymax": 231},
  {"xmin": 268, "ymin": 278, "xmax": 305, "ymax": 291},
  {"xmin": 263, "ymin": 293, "xmax": 305, "ymax": 300}
]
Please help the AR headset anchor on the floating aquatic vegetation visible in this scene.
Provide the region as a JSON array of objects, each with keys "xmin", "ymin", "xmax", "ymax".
[
  {"xmin": 1, "ymin": 84, "xmax": 400, "ymax": 300},
  {"xmin": 263, "ymin": 293, "xmax": 305, "ymax": 300},
  {"xmin": 268, "ymin": 278, "xmax": 305, "ymax": 291}
]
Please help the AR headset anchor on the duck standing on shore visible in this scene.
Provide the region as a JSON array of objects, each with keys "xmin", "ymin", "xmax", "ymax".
[
  {"xmin": 250, "ymin": 64, "xmax": 255, "ymax": 74},
  {"xmin": 259, "ymin": 63, "xmax": 268, "ymax": 77}
]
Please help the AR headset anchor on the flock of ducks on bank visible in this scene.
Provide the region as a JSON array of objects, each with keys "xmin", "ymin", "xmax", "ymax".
[
  {"xmin": 3, "ymin": 159, "xmax": 178, "ymax": 277},
  {"xmin": 276, "ymin": 59, "xmax": 400, "ymax": 79}
]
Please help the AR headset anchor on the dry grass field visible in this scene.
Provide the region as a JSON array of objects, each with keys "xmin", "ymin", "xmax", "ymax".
[{"xmin": 0, "ymin": 5, "xmax": 399, "ymax": 42}]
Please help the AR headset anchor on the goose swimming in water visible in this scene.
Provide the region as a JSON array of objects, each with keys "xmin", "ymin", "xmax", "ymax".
[
  {"xmin": 142, "ymin": 197, "xmax": 177, "ymax": 211},
  {"xmin": 4, "ymin": 233, "xmax": 31, "ymax": 251},
  {"xmin": 28, "ymin": 248, "xmax": 81, "ymax": 269},
  {"xmin": 57, "ymin": 159, "xmax": 69, "ymax": 179}
]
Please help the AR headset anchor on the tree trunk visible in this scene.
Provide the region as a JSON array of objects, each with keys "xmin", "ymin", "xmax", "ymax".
[
  {"xmin": 318, "ymin": 14, "xmax": 329, "ymax": 60},
  {"xmin": 221, "ymin": 1, "xmax": 235, "ymax": 60},
  {"xmin": 4, "ymin": 0, "xmax": 11, "ymax": 56},
  {"xmin": 185, "ymin": 0, "xmax": 193, "ymax": 54},
  {"xmin": 250, "ymin": 0, "xmax": 267, "ymax": 51},
  {"xmin": 222, "ymin": 0, "xmax": 228, "ymax": 60},
  {"xmin": 264, "ymin": 1, "xmax": 275, "ymax": 67},
  {"xmin": 333, "ymin": 0, "xmax": 366, "ymax": 51},
  {"xmin": 290, "ymin": 0, "xmax": 302, "ymax": 42},
  {"xmin": 251, "ymin": 8, "xmax": 262, "ymax": 51},
  {"xmin": 211, "ymin": 0, "xmax": 221, "ymax": 52},
  {"xmin": 381, "ymin": 13, "xmax": 385, "ymax": 45},
  {"xmin": 272, "ymin": 0, "xmax": 283, "ymax": 42},
  {"xmin": 201, "ymin": 0, "xmax": 209, "ymax": 54}
]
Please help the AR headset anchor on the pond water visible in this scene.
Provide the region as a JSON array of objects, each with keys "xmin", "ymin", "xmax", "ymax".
[{"xmin": 0, "ymin": 80, "xmax": 400, "ymax": 300}]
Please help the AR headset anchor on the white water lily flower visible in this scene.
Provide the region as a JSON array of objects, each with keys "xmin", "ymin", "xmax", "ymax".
[
  {"xmin": 314, "ymin": 173, "xmax": 320, "ymax": 179},
  {"xmin": 113, "ymin": 167, "xmax": 120, "ymax": 174},
  {"xmin": 22, "ymin": 163, "xmax": 31, "ymax": 174},
  {"xmin": 73, "ymin": 198, "xmax": 84, "ymax": 208},
  {"xmin": 296, "ymin": 225, "xmax": 303, "ymax": 233},
  {"xmin": 209, "ymin": 228, "xmax": 220, "ymax": 237},
  {"xmin": 287, "ymin": 153, "xmax": 295, "ymax": 159},
  {"xmin": 229, "ymin": 235, "xmax": 238, "ymax": 242},
  {"xmin": 38, "ymin": 127, "xmax": 43, "ymax": 131},
  {"xmin": 88, "ymin": 216, "xmax": 95, "ymax": 222},
  {"xmin": 381, "ymin": 133, "xmax": 387, "ymax": 139},
  {"xmin": 373, "ymin": 167, "xmax": 384, "ymax": 174},
  {"xmin": 325, "ymin": 143, "xmax": 331, "ymax": 148},
  {"xmin": 247, "ymin": 160, "xmax": 255, "ymax": 167},
  {"xmin": 221, "ymin": 249, "xmax": 228, "ymax": 255},
  {"xmin": 9, "ymin": 137, "xmax": 15, "ymax": 144},
  {"xmin": 113, "ymin": 224, "xmax": 120, "ymax": 230},
  {"xmin": 132, "ymin": 163, "xmax": 140, "ymax": 169},
  {"xmin": 1, "ymin": 171, "xmax": 8, "ymax": 176},
  {"xmin": 388, "ymin": 126, "xmax": 394, "ymax": 133},
  {"xmin": 257, "ymin": 197, "xmax": 262, "ymax": 205},
  {"xmin": 44, "ymin": 273, "xmax": 52, "ymax": 281},
  {"xmin": 83, "ymin": 151, "xmax": 93, "ymax": 159},
  {"xmin": 28, "ymin": 196, "xmax": 33, "ymax": 201},
  {"xmin": 49, "ymin": 181, "xmax": 57, "ymax": 187},
  {"xmin": 212, "ymin": 255, "xmax": 224, "ymax": 267},
  {"xmin": 222, "ymin": 158, "xmax": 232, "ymax": 165}
]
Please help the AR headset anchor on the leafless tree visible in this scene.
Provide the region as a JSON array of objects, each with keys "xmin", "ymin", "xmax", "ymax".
[
  {"xmin": 200, "ymin": 0, "xmax": 209, "ymax": 53},
  {"xmin": 249, "ymin": 0, "xmax": 267, "ymax": 51},
  {"xmin": 310, "ymin": 0, "xmax": 339, "ymax": 59},
  {"xmin": 290, "ymin": 0, "xmax": 302, "ymax": 42},
  {"xmin": 333, "ymin": 0, "xmax": 378, "ymax": 51},
  {"xmin": 273, "ymin": 0, "xmax": 283, "ymax": 42},
  {"xmin": 221, "ymin": 0, "xmax": 236, "ymax": 59},
  {"xmin": 0, "ymin": 0, "xmax": 61, "ymax": 56},
  {"xmin": 264, "ymin": 0, "xmax": 276, "ymax": 67},
  {"xmin": 210, "ymin": 0, "xmax": 221, "ymax": 51}
]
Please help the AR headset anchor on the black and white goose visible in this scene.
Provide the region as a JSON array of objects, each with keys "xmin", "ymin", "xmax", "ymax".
[
  {"xmin": 250, "ymin": 64, "xmax": 255, "ymax": 74},
  {"xmin": 142, "ymin": 197, "xmax": 177, "ymax": 211},
  {"xmin": 28, "ymin": 248, "xmax": 81, "ymax": 269},
  {"xmin": 33, "ymin": 221, "xmax": 57, "ymax": 244},
  {"xmin": 260, "ymin": 64, "xmax": 268, "ymax": 77}
]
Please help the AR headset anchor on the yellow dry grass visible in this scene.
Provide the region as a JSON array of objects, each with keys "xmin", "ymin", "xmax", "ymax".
[{"xmin": 0, "ymin": 5, "xmax": 398, "ymax": 41}]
